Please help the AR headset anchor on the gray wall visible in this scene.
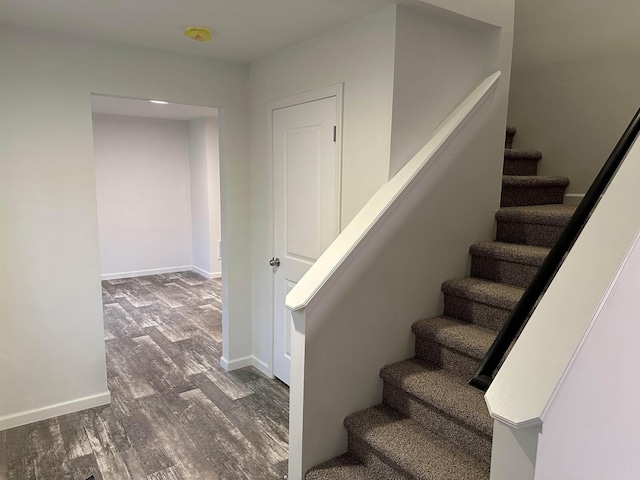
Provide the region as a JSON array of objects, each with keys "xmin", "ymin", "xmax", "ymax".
[
  {"xmin": 508, "ymin": 1, "xmax": 640, "ymax": 196},
  {"xmin": 0, "ymin": 25, "xmax": 250, "ymax": 428},
  {"xmin": 508, "ymin": 51, "xmax": 640, "ymax": 195},
  {"xmin": 93, "ymin": 114, "xmax": 194, "ymax": 278}
]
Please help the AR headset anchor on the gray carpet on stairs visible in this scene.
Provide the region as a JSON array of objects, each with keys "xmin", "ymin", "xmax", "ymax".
[
  {"xmin": 305, "ymin": 127, "xmax": 576, "ymax": 479},
  {"xmin": 503, "ymin": 149, "xmax": 542, "ymax": 176}
]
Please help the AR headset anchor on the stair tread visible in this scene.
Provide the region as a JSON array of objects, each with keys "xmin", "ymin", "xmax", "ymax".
[
  {"xmin": 345, "ymin": 405, "xmax": 490, "ymax": 479},
  {"xmin": 470, "ymin": 241, "xmax": 549, "ymax": 266},
  {"xmin": 380, "ymin": 359, "xmax": 493, "ymax": 437},
  {"xmin": 502, "ymin": 175, "xmax": 570, "ymax": 187},
  {"xmin": 306, "ymin": 453, "xmax": 379, "ymax": 480},
  {"xmin": 412, "ymin": 316, "xmax": 495, "ymax": 359},
  {"xmin": 503, "ymin": 149, "xmax": 542, "ymax": 160},
  {"xmin": 442, "ymin": 277, "xmax": 524, "ymax": 310},
  {"xmin": 496, "ymin": 204, "xmax": 576, "ymax": 226}
]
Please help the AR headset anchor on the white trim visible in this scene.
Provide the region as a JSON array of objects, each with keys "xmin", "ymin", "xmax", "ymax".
[
  {"xmin": 192, "ymin": 266, "xmax": 222, "ymax": 279},
  {"xmin": 267, "ymin": 83, "xmax": 344, "ymax": 382},
  {"xmin": 220, "ymin": 355, "xmax": 253, "ymax": 371},
  {"xmin": 192, "ymin": 265, "xmax": 210, "ymax": 278},
  {"xmin": 286, "ymin": 71, "xmax": 501, "ymax": 312},
  {"xmin": 101, "ymin": 265, "xmax": 192, "ymax": 280},
  {"xmin": 252, "ymin": 356, "xmax": 272, "ymax": 377},
  {"xmin": 0, "ymin": 391, "xmax": 111, "ymax": 431},
  {"xmin": 563, "ymin": 193, "xmax": 584, "ymax": 205},
  {"xmin": 486, "ymin": 409, "xmax": 542, "ymax": 430},
  {"xmin": 102, "ymin": 265, "xmax": 222, "ymax": 280}
]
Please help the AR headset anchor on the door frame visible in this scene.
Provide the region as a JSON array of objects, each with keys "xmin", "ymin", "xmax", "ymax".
[{"xmin": 266, "ymin": 84, "xmax": 344, "ymax": 378}]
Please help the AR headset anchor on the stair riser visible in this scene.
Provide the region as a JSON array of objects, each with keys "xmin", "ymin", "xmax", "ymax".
[
  {"xmin": 500, "ymin": 186, "xmax": 566, "ymax": 207},
  {"xmin": 414, "ymin": 339, "xmax": 481, "ymax": 378},
  {"xmin": 503, "ymin": 159, "xmax": 538, "ymax": 176},
  {"xmin": 348, "ymin": 434, "xmax": 411, "ymax": 480},
  {"xmin": 496, "ymin": 222, "xmax": 566, "ymax": 248},
  {"xmin": 470, "ymin": 256, "xmax": 540, "ymax": 289},
  {"xmin": 383, "ymin": 384, "xmax": 492, "ymax": 466},
  {"xmin": 505, "ymin": 129, "xmax": 516, "ymax": 149},
  {"xmin": 443, "ymin": 295, "xmax": 514, "ymax": 331}
]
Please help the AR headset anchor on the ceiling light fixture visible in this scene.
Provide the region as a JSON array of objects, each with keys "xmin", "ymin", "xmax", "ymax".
[
  {"xmin": 149, "ymin": 100, "xmax": 169, "ymax": 104},
  {"xmin": 184, "ymin": 26, "xmax": 212, "ymax": 42}
]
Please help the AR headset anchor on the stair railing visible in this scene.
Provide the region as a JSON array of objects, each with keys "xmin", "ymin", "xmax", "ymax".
[{"xmin": 470, "ymin": 107, "xmax": 640, "ymax": 391}]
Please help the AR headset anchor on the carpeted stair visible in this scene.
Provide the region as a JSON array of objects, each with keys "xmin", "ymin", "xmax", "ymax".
[{"xmin": 306, "ymin": 127, "xmax": 576, "ymax": 479}]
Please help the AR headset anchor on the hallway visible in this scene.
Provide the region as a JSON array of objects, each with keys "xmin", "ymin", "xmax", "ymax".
[{"xmin": 0, "ymin": 272, "xmax": 289, "ymax": 480}]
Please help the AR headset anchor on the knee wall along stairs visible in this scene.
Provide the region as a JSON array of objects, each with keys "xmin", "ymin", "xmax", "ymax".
[{"xmin": 305, "ymin": 127, "xmax": 577, "ymax": 479}]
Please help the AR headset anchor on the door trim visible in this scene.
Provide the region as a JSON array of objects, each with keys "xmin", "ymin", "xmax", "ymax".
[{"xmin": 266, "ymin": 84, "xmax": 344, "ymax": 378}]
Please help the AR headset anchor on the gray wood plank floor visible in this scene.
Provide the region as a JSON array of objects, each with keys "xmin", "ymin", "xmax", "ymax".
[{"xmin": 0, "ymin": 272, "xmax": 289, "ymax": 480}]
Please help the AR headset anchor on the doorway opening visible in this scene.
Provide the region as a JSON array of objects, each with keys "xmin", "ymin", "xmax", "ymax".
[
  {"xmin": 88, "ymin": 94, "xmax": 290, "ymax": 478},
  {"xmin": 90, "ymin": 94, "xmax": 222, "ymax": 281}
]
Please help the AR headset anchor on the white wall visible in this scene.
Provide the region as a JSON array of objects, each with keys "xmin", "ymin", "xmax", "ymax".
[
  {"xmin": 248, "ymin": 6, "xmax": 398, "ymax": 373},
  {"xmin": 189, "ymin": 116, "xmax": 222, "ymax": 278},
  {"xmin": 535, "ymin": 229, "xmax": 640, "ymax": 479},
  {"xmin": 0, "ymin": 25, "xmax": 250, "ymax": 429},
  {"xmin": 93, "ymin": 114, "xmax": 193, "ymax": 278},
  {"xmin": 508, "ymin": 51, "xmax": 640, "ymax": 195},
  {"xmin": 390, "ymin": 4, "xmax": 499, "ymax": 177}
]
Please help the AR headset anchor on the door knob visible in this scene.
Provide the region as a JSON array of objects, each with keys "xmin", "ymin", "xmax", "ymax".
[{"xmin": 269, "ymin": 257, "xmax": 280, "ymax": 267}]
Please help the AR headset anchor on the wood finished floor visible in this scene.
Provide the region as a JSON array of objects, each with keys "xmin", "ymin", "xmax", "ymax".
[{"xmin": 0, "ymin": 272, "xmax": 289, "ymax": 480}]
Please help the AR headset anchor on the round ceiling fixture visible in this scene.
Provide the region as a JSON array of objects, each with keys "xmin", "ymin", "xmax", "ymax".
[{"xmin": 184, "ymin": 26, "xmax": 212, "ymax": 42}]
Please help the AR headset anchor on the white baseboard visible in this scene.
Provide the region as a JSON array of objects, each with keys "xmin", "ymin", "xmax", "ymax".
[
  {"xmin": 192, "ymin": 266, "xmax": 222, "ymax": 279},
  {"xmin": 102, "ymin": 266, "xmax": 222, "ymax": 281},
  {"xmin": 101, "ymin": 266, "xmax": 192, "ymax": 280},
  {"xmin": 220, "ymin": 355, "xmax": 253, "ymax": 371},
  {"xmin": 252, "ymin": 356, "xmax": 272, "ymax": 377},
  {"xmin": 0, "ymin": 391, "xmax": 111, "ymax": 431},
  {"xmin": 220, "ymin": 355, "xmax": 273, "ymax": 377},
  {"xmin": 564, "ymin": 193, "xmax": 585, "ymax": 206}
]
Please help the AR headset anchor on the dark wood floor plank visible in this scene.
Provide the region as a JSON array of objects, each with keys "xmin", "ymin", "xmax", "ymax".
[
  {"xmin": 94, "ymin": 450, "xmax": 138, "ymax": 480},
  {"xmin": 5, "ymin": 423, "xmax": 38, "ymax": 480},
  {"xmin": 192, "ymin": 373, "xmax": 288, "ymax": 477},
  {"xmin": 131, "ymin": 335, "xmax": 194, "ymax": 394},
  {"xmin": 3, "ymin": 273, "xmax": 289, "ymax": 479},
  {"xmin": 143, "ymin": 307, "xmax": 194, "ymax": 342},
  {"xmin": 0, "ymin": 430, "xmax": 7, "ymax": 480},
  {"xmin": 177, "ymin": 388, "xmax": 269, "ymax": 480},
  {"xmin": 67, "ymin": 453, "xmax": 103, "ymax": 480},
  {"xmin": 104, "ymin": 302, "xmax": 145, "ymax": 339},
  {"xmin": 116, "ymin": 412, "xmax": 174, "ymax": 476},
  {"xmin": 85, "ymin": 406, "xmax": 132, "ymax": 456},
  {"xmin": 144, "ymin": 328, "xmax": 203, "ymax": 377},
  {"xmin": 138, "ymin": 394, "xmax": 218, "ymax": 480},
  {"xmin": 105, "ymin": 338, "xmax": 157, "ymax": 399},
  {"xmin": 57, "ymin": 411, "xmax": 93, "ymax": 460}
]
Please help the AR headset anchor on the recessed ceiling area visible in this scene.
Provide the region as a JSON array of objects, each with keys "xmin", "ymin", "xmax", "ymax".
[
  {"xmin": 91, "ymin": 95, "xmax": 218, "ymax": 121},
  {"xmin": 0, "ymin": 0, "xmax": 424, "ymax": 63}
]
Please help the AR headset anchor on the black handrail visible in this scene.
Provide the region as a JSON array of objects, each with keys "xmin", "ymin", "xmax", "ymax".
[{"xmin": 470, "ymin": 107, "xmax": 640, "ymax": 392}]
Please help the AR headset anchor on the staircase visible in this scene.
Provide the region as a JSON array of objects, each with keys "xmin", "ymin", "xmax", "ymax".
[{"xmin": 305, "ymin": 127, "xmax": 577, "ymax": 479}]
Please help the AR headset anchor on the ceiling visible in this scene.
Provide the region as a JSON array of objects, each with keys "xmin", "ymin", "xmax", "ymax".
[
  {"xmin": 0, "ymin": 0, "xmax": 422, "ymax": 64},
  {"xmin": 2, "ymin": 0, "xmax": 637, "ymax": 70}
]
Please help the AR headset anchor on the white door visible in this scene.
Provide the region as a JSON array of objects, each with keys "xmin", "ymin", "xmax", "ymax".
[{"xmin": 272, "ymin": 96, "xmax": 340, "ymax": 385}]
